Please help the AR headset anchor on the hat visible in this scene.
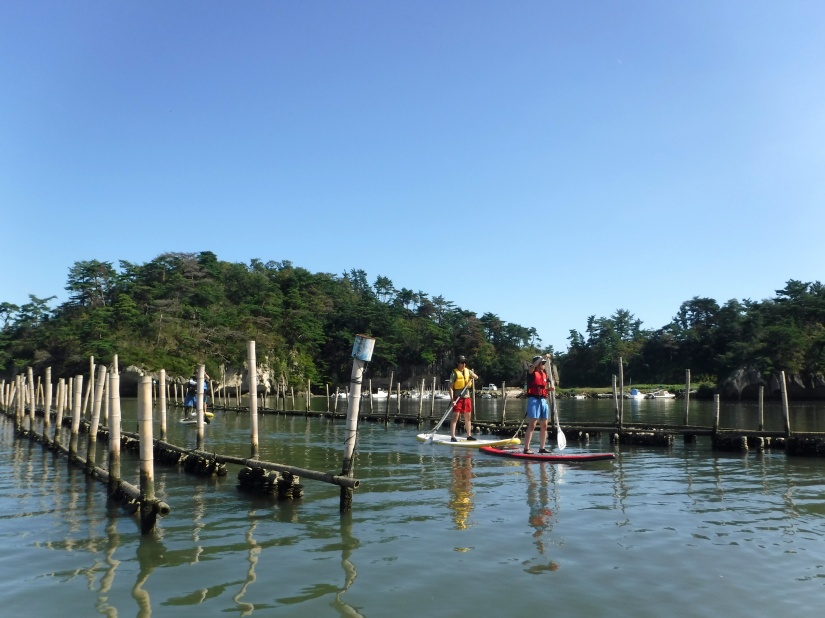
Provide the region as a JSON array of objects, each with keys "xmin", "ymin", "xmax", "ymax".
[
  {"xmin": 532, "ymin": 355, "xmax": 542, "ymax": 363},
  {"xmin": 456, "ymin": 355, "xmax": 466, "ymax": 363}
]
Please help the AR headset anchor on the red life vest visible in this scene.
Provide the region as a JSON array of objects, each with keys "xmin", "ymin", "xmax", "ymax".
[{"xmin": 526, "ymin": 370, "xmax": 548, "ymax": 397}]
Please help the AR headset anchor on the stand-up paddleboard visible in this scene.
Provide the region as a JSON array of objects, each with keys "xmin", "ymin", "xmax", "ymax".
[
  {"xmin": 480, "ymin": 445, "xmax": 615, "ymax": 462},
  {"xmin": 180, "ymin": 410, "xmax": 214, "ymax": 425},
  {"xmin": 417, "ymin": 433, "xmax": 521, "ymax": 448}
]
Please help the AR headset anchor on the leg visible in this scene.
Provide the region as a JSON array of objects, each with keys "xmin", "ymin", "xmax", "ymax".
[
  {"xmin": 539, "ymin": 419, "xmax": 548, "ymax": 450},
  {"xmin": 464, "ymin": 410, "xmax": 473, "ymax": 437},
  {"xmin": 524, "ymin": 418, "xmax": 537, "ymax": 452},
  {"xmin": 450, "ymin": 413, "xmax": 459, "ymax": 439}
]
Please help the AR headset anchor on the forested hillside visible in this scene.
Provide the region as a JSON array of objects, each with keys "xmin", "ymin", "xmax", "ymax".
[
  {"xmin": 558, "ymin": 280, "xmax": 825, "ymax": 389},
  {"xmin": 1, "ymin": 253, "xmax": 822, "ymax": 393},
  {"xmin": 0, "ymin": 252, "xmax": 542, "ymax": 387}
]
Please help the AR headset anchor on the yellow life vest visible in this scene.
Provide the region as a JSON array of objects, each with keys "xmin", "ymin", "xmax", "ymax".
[{"xmin": 452, "ymin": 368, "xmax": 471, "ymax": 391}]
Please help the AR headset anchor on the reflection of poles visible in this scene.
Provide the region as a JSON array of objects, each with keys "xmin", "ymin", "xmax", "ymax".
[
  {"xmin": 340, "ymin": 335, "xmax": 374, "ymax": 512},
  {"xmin": 232, "ymin": 515, "xmax": 260, "ymax": 616},
  {"xmin": 334, "ymin": 513, "xmax": 364, "ymax": 617},
  {"xmin": 524, "ymin": 463, "xmax": 559, "ymax": 573},
  {"xmin": 133, "ymin": 535, "xmax": 166, "ymax": 618}
]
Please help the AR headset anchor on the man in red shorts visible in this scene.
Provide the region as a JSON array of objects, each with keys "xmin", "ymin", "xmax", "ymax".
[{"xmin": 449, "ymin": 355, "xmax": 480, "ymax": 442}]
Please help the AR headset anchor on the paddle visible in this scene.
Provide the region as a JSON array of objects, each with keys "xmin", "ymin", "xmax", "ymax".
[
  {"xmin": 547, "ymin": 355, "xmax": 566, "ymax": 450},
  {"xmin": 425, "ymin": 379, "xmax": 473, "ymax": 442}
]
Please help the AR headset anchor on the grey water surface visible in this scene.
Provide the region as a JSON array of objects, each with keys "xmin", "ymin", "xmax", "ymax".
[{"xmin": 2, "ymin": 397, "xmax": 825, "ymax": 617}]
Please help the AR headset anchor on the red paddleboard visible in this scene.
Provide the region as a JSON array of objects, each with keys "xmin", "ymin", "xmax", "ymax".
[{"xmin": 480, "ymin": 446, "xmax": 615, "ymax": 462}]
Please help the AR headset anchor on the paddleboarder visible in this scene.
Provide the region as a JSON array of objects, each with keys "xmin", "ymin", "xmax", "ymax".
[
  {"xmin": 449, "ymin": 355, "xmax": 479, "ymax": 442},
  {"xmin": 523, "ymin": 354, "xmax": 554, "ymax": 454}
]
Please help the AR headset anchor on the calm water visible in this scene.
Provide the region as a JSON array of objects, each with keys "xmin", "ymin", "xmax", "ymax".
[{"xmin": 2, "ymin": 397, "xmax": 825, "ymax": 617}]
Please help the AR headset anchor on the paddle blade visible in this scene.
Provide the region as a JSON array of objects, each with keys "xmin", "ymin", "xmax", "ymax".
[{"xmin": 557, "ymin": 428, "xmax": 567, "ymax": 450}]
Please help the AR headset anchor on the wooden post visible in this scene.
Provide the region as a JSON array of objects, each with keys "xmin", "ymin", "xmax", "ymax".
[
  {"xmin": 108, "ymin": 369, "xmax": 121, "ymax": 496},
  {"xmin": 159, "ymin": 369, "xmax": 167, "ymax": 441},
  {"xmin": 713, "ymin": 394, "xmax": 720, "ymax": 434},
  {"xmin": 291, "ymin": 386, "xmax": 295, "ymax": 410},
  {"xmin": 334, "ymin": 387, "xmax": 340, "ymax": 414},
  {"xmin": 684, "ymin": 369, "xmax": 691, "ymax": 426},
  {"xmin": 418, "ymin": 379, "xmax": 425, "ymax": 420},
  {"xmin": 86, "ymin": 364, "xmax": 107, "ymax": 472},
  {"xmin": 248, "ymin": 341, "xmax": 259, "ymax": 459},
  {"xmin": 197, "ymin": 364, "xmax": 206, "ymax": 450},
  {"xmin": 368, "ymin": 378, "xmax": 374, "ymax": 415},
  {"xmin": 397, "ymin": 382, "xmax": 401, "ymax": 415},
  {"xmin": 341, "ymin": 335, "xmax": 373, "ymax": 512},
  {"xmin": 307, "ymin": 379, "xmax": 311, "ymax": 414},
  {"xmin": 613, "ymin": 375, "xmax": 619, "ymax": 426},
  {"xmin": 70, "ymin": 375, "xmax": 83, "ymax": 460},
  {"xmin": 326, "ymin": 383, "xmax": 330, "ymax": 413},
  {"xmin": 758, "ymin": 385, "xmax": 764, "ymax": 432},
  {"xmin": 780, "ymin": 371, "xmax": 791, "ymax": 437},
  {"xmin": 137, "ymin": 376, "xmax": 156, "ymax": 533}
]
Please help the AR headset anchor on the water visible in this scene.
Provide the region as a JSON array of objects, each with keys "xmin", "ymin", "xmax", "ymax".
[{"xmin": 2, "ymin": 398, "xmax": 825, "ymax": 617}]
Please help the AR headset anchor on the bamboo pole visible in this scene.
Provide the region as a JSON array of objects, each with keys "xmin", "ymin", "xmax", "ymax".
[
  {"xmin": 70, "ymin": 375, "xmax": 83, "ymax": 460},
  {"xmin": 683, "ymin": 369, "xmax": 691, "ymax": 425},
  {"xmin": 82, "ymin": 356, "xmax": 94, "ymax": 419},
  {"xmin": 27, "ymin": 367, "xmax": 35, "ymax": 432},
  {"xmin": 713, "ymin": 394, "xmax": 720, "ymax": 434},
  {"xmin": 108, "ymin": 369, "xmax": 121, "ymax": 496},
  {"xmin": 618, "ymin": 357, "xmax": 625, "ymax": 427},
  {"xmin": 501, "ymin": 381, "xmax": 507, "ymax": 418},
  {"xmin": 780, "ymin": 371, "xmax": 791, "ymax": 437},
  {"xmin": 137, "ymin": 376, "xmax": 157, "ymax": 533},
  {"xmin": 248, "ymin": 341, "xmax": 259, "ymax": 459},
  {"xmin": 326, "ymin": 383, "xmax": 330, "ymax": 413},
  {"xmin": 159, "ymin": 369, "xmax": 167, "ymax": 441},
  {"xmin": 758, "ymin": 385, "xmax": 764, "ymax": 432},
  {"xmin": 417, "ymin": 379, "xmax": 424, "ymax": 421},
  {"xmin": 430, "ymin": 377, "xmax": 436, "ymax": 418},
  {"xmin": 44, "ymin": 368, "xmax": 52, "ymax": 431},
  {"xmin": 197, "ymin": 364, "xmax": 206, "ymax": 450},
  {"xmin": 368, "ymin": 378, "xmax": 374, "ymax": 415},
  {"xmin": 612, "ymin": 375, "xmax": 619, "ymax": 426},
  {"xmin": 54, "ymin": 379, "xmax": 65, "ymax": 448},
  {"xmin": 341, "ymin": 335, "xmax": 373, "ymax": 511},
  {"xmin": 86, "ymin": 364, "xmax": 107, "ymax": 472}
]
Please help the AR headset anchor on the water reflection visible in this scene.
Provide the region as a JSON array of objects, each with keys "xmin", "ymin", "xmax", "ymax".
[
  {"xmin": 448, "ymin": 452, "xmax": 474, "ymax": 530},
  {"xmin": 133, "ymin": 533, "xmax": 167, "ymax": 617},
  {"xmin": 523, "ymin": 463, "xmax": 559, "ymax": 574},
  {"xmin": 333, "ymin": 513, "xmax": 363, "ymax": 618}
]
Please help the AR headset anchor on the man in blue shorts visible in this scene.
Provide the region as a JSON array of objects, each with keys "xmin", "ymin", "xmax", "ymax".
[{"xmin": 524, "ymin": 354, "xmax": 554, "ymax": 454}]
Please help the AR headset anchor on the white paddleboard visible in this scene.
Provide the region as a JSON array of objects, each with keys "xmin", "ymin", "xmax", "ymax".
[{"xmin": 416, "ymin": 432, "xmax": 521, "ymax": 448}]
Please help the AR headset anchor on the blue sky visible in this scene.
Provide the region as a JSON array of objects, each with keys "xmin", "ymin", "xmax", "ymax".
[{"xmin": 2, "ymin": 1, "xmax": 824, "ymax": 352}]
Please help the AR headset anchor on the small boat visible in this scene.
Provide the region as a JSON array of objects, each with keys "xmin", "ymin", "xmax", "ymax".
[
  {"xmin": 337, "ymin": 392, "xmax": 349, "ymax": 399},
  {"xmin": 646, "ymin": 389, "xmax": 676, "ymax": 399},
  {"xmin": 572, "ymin": 394, "xmax": 586, "ymax": 400},
  {"xmin": 434, "ymin": 392, "xmax": 451, "ymax": 400},
  {"xmin": 363, "ymin": 388, "xmax": 389, "ymax": 398},
  {"xmin": 624, "ymin": 388, "xmax": 646, "ymax": 400}
]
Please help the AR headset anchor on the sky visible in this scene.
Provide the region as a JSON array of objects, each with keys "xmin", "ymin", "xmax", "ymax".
[{"xmin": 2, "ymin": 1, "xmax": 824, "ymax": 353}]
